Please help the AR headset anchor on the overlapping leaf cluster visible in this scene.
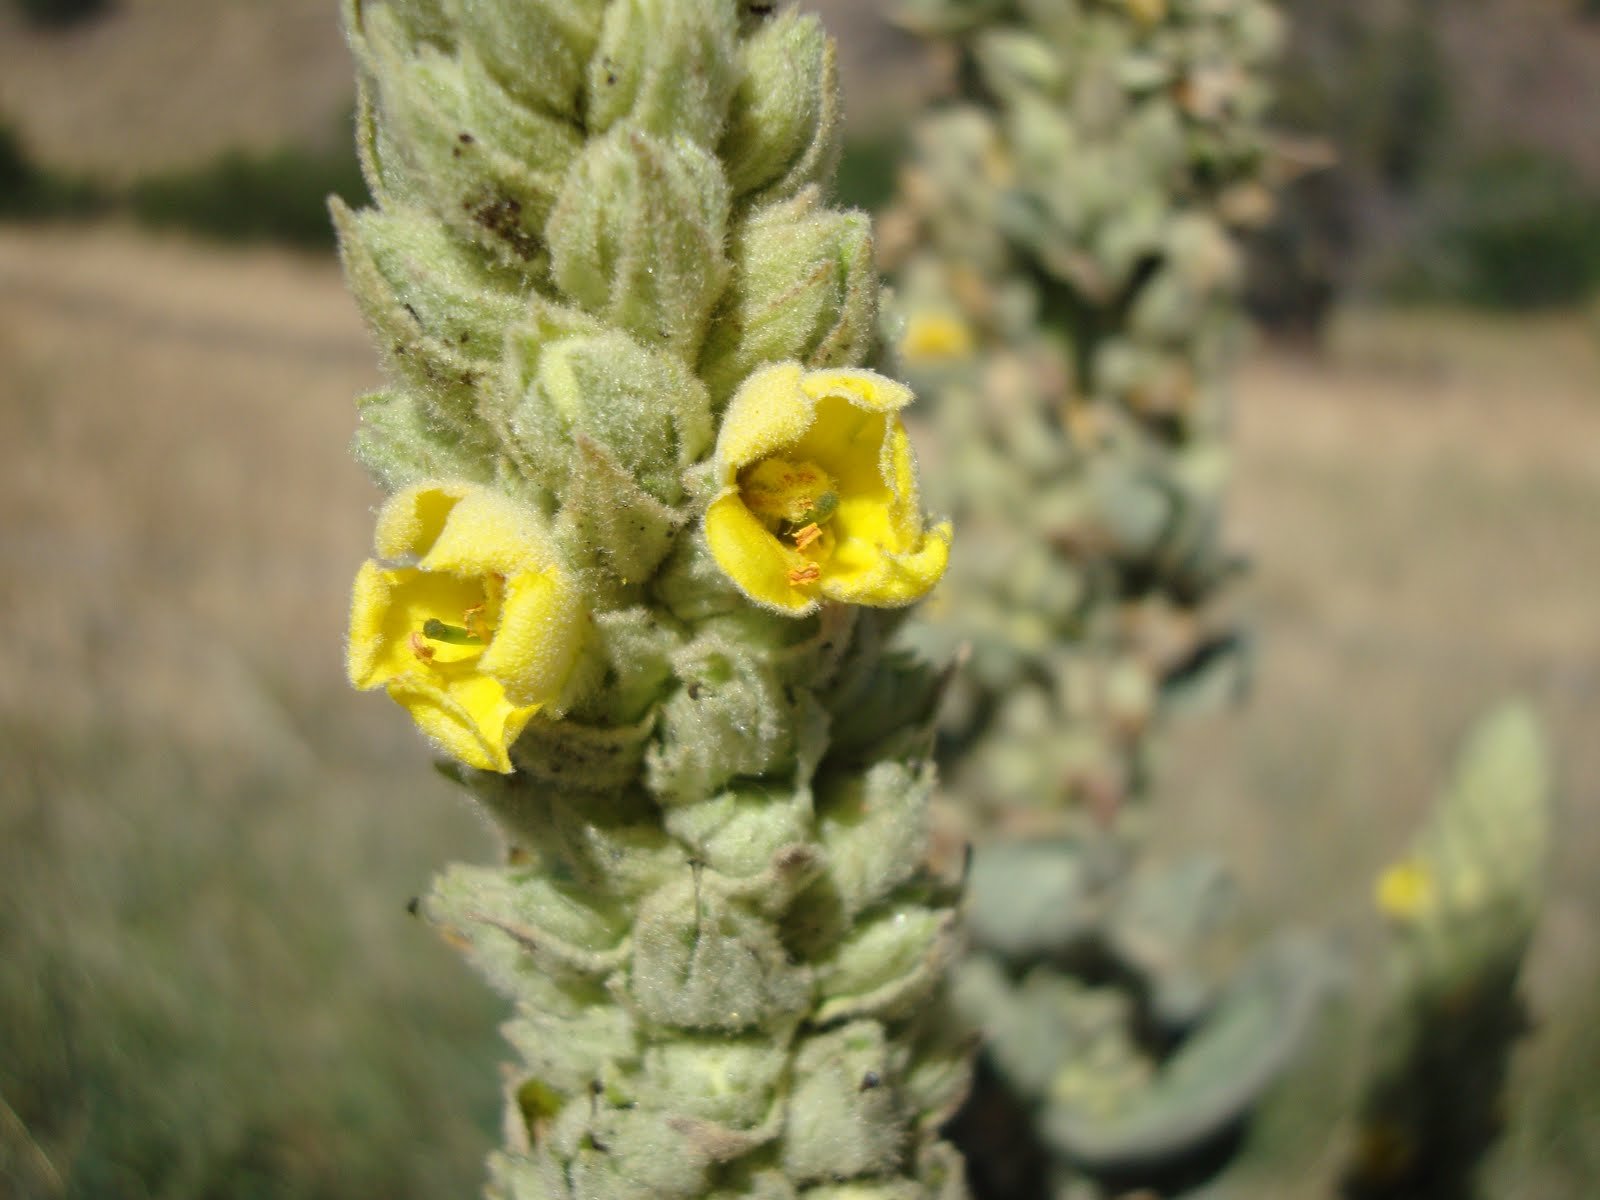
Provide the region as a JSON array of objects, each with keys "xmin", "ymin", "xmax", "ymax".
[{"xmin": 336, "ymin": 2, "xmax": 970, "ymax": 1195}]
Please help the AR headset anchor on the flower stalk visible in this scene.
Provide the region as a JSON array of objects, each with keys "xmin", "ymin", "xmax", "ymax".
[
  {"xmin": 1345, "ymin": 704, "xmax": 1550, "ymax": 1200},
  {"xmin": 880, "ymin": 1, "xmax": 1319, "ymax": 1193},
  {"xmin": 336, "ymin": 2, "xmax": 969, "ymax": 1196}
]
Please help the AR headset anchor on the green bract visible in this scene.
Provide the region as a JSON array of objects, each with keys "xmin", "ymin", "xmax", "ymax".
[{"xmin": 337, "ymin": 1, "xmax": 967, "ymax": 1196}]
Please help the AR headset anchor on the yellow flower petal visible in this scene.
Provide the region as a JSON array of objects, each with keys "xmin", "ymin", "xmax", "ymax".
[
  {"xmin": 1376, "ymin": 858, "xmax": 1435, "ymax": 922},
  {"xmin": 823, "ymin": 520, "xmax": 952, "ymax": 607},
  {"xmin": 705, "ymin": 364, "xmax": 950, "ymax": 615},
  {"xmin": 716, "ymin": 363, "xmax": 815, "ymax": 473},
  {"xmin": 482, "ymin": 568, "xmax": 588, "ymax": 706},
  {"xmin": 900, "ymin": 312, "xmax": 975, "ymax": 364},
  {"xmin": 800, "ymin": 368, "xmax": 915, "ymax": 413},
  {"xmin": 421, "ymin": 489, "xmax": 556, "ymax": 577},
  {"xmin": 348, "ymin": 480, "xmax": 584, "ymax": 773},
  {"xmin": 704, "ymin": 492, "xmax": 818, "ymax": 615},
  {"xmin": 348, "ymin": 559, "xmax": 397, "ymax": 690},
  {"xmin": 374, "ymin": 482, "xmax": 465, "ymax": 561},
  {"xmin": 386, "ymin": 671, "xmax": 536, "ymax": 774}
]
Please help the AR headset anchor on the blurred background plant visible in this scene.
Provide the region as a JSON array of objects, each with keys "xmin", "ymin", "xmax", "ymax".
[
  {"xmin": 875, "ymin": 2, "xmax": 1329, "ymax": 1195},
  {"xmin": 0, "ymin": 1, "xmax": 1596, "ymax": 1198}
]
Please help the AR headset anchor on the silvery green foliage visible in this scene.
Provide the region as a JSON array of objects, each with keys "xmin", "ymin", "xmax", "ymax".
[
  {"xmin": 885, "ymin": 0, "xmax": 1281, "ymax": 829},
  {"xmin": 1344, "ymin": 703, "xmax": 1550, "ymax": 1200},
  {"xmin": 337, "ymin": 2, "xmax": 969, "ymax": 1194},
  {"xmin": 881, "ymin": 2, "xmax": 1302, "ymax": 1193},
  {"xmin": 954, "ymin": 844, "xmax": 1328, "ymax": 1197}
]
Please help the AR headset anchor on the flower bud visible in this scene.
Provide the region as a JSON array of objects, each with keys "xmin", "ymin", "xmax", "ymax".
[
  {"xmin": 637, "ymin": 1037, "xmax": 788, "ymax": 1129},
  {"xmin": 629, "ymin": 876, "xmax": 812, "ymax": 1030},
  {"xmin": 513, "ymin": 331, "xmax": 712, "ymax": 503},
  {"xmin": 334, "ymin": 200, "xmax": 524, "ymax": 413},
  {"xmin": 647, "ymin": 642, "xmax": 796, "ymax": 800},
  {"xmin": 781, "ymin": 1023, "xmax": 909, "ymax": 1184},
  {"xmin": 548, "ymin": 129, "xmax": 732, "ymax": 355},
  {"xmin": 814, "ymin": 904, "xmax": 958, "ymax": 1024},
  {"xmin": 350, "ymin": 388, "xmax": 497, "ymax": 491},
  {"xmin": 699, "ymin": 191, "xmax": 876, "ymax": 402},
  {"xmin": 586, "ymin": 0, "xmax": 739, "ymax": 147},
  {"xmin": 720, "ymin": 9, "xmax": 841, "ymax": 203},
  {"xmin": 350, "ymin": 4, "xmax": 582, "ymax": 262},
  {"xmin": 452, "ymin": 0, "xmax": 605, "ymax": 121}
]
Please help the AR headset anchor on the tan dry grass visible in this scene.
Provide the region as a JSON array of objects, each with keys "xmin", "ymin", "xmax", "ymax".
[
  {"xmin": 1158, "ymin": 311, "xmax": 1600, "ymax": 1195},
  {"xmin": 0, "ymin": 0, "xmax": 932, "ymax": 183},
  {"xmin": 0, "ymin": 222, "xmax": 503, "ymax": 1194},
  {"xmin": 0, "ymin": 0, "xmax": 355, "ymax": 182}
]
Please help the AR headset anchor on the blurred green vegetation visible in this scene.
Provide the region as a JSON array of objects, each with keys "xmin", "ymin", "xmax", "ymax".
[
  {"xmin": 1266, "ymin": 0, "xmax": 1600, "ymax": 319},
  {"xmin": 127, "ymin": 144, "xmax": 370, "ymax": 251},
  {"xmin": 0, "ymin": 110, "xmax": 901, "ymax": 257},
  {"xmin": 835, "ymin": 132, "xmax": 904, "ymax": 216},
  {"xmin": 0, "ymin": 113, "xmax": 367, "ymax": 251},
  {"xmin": 0, "ymin": 122, "xmax": 110, "ymax": 220},
  {"xmin": 0, "ymin": 717, "xmax": 504, "ymax": 1199},
  {"xmin": 1420, "ymin": 153, "xmax": 1600, "ymax": 308},
  {"xmin": 10, "ymin": 0, "xmax": 109, "ymax": 28},
  {"xmin": 5, "ymin": 21, "xmax": 1599, "ymax": 319}
]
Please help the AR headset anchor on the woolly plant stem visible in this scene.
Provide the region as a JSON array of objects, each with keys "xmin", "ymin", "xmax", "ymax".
[{"xmin": 335, "ymin": 2, "xmax": 971, "ymax": 1196}]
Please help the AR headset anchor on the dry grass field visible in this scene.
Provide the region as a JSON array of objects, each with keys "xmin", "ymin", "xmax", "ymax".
[
  {"xmin": 1, "ymin": 221, "xmax": 1596, "ymax": 1196},
  {"xmin": 0, "ymin": 0, "xmax": 929, "ymax": 184}
]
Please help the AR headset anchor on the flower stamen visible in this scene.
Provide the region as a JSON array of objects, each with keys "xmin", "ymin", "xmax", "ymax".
[
  {"xmin": 792, "ymin": 522, "xmax": 823, "ymax": 551},
  {"xmin": 787, "ymin": 563, "xmax": 822, "ymax": 586},
  {"xmin": 409, "ymin": 631, "xmax": 437, "ymax": 662},
  {"xmin": 462, "ymin": 603, "xmax": 491, "ymax": 641}
]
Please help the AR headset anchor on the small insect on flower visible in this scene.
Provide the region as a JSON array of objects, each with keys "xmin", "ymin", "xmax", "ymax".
[
  {"xmin": 348, "ymin": 483, "xmax": 586, "ymax": 773},
  {"xmin": 704, "ymin": 363, "xmax": 951, "ymax": 616}
]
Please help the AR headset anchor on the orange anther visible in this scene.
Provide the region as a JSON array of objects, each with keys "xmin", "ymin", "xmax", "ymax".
[
  {"xmin": 409, "ymin": 631, "xmax": 436, "ymax": 662},
  {"xmin": 792, "ymin": 522, "xmax": 822, "ymax": 551},
  {"xmin": 786, "ymin": 563, "xmax": 822, "ymax": 586}
]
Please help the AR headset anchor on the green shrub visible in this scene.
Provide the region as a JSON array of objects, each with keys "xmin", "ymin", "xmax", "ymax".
[
  {"xmin": 0, "ymin": 118, "xmax": 108, "ymax": 219},
  {"xmin": 1385, "ymin": 152, "xmax": 1600, "ymax": 310},
  {"xmin": 1435, "ymin": 153, "xmax": 1600, "ymax": 308},
  {"xmin": 129, "ymin": 142, "xmax": 369, "ymax": 251},
  {"xmin": 11, "ymin": 0, "xmax": 109, "ymax": 27}
]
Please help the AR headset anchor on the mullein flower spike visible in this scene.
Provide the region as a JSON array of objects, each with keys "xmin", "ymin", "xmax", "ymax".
[
  {"xmin": 883, "ymin": 1, "xmax": 1312, "ymax": 1193},
  {"xmin": 337, "ymin": 1, "xmax": 968, "ymax": 1195},
  {"xmin": 1348, "ymin": 703, "xmax": 1550, "ymax": 1200}
]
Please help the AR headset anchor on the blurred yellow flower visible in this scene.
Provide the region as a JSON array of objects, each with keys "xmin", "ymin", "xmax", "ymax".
[
  {"xmin": 899, "ymin": 312, "xmax": 975, "ymax": 365},
  {"xmin": 705, "ymin": 363, "xmax": 951, "ymax": 616},
  {"xmin": 348, "ymin": 483, "xmax": 585, "ymax": 773},
  {"xmin": 1375, "ymin": 857, "xmax": 1436, "ymax": 923}
]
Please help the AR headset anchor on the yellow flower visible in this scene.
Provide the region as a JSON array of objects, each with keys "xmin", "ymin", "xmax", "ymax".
[
  {"xmin": 1375, "ymin": 857, "xmax": 1436, "ymax": 923},
  {"xmin": 704, "ymin": 363, "xmax": 951, "ymax": 616},
  {"xmin": 347, "ymin": 482, "xmax": 585, "ymax": 773},
  {"xmin": 899, "ymin": 311, "xmax": 975, "ymax": 365}
]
